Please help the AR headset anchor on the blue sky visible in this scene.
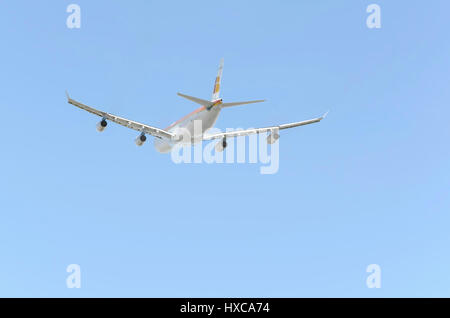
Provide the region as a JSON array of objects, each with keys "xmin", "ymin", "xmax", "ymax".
[{"xmin": 0, "ymin": 0, "xmax": 449, "ymax": 297}]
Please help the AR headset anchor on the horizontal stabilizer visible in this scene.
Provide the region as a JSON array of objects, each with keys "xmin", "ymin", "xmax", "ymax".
[
  {"xmin": 177, "ymin": 93, "xmax": 213, "ymax": 107},
  {"xmin": 221, "ymin": 100, "xmax": 266, "ymax": 108}
]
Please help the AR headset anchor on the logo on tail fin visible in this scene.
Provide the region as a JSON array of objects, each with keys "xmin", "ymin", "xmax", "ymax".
[
  {"xmin": 212, "ymin": 58, "xmax": 224, "ymax": 101},
  {"xmin": 213, "ymin": 76, "xmax": 220, "ymax": 96}
]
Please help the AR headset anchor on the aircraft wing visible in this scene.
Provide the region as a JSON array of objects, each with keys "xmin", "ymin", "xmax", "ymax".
[
  {"xmin": 203, "ymin": 112, "xmax": 328, "ymax": 141},
  {"xmin": 66, "ymin": 92, "xmax": 175, "ymax": 140}
]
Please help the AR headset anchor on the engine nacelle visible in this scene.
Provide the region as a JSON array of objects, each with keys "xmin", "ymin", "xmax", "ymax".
[
  {"xmin": 135, "ymin": 134, "xmax": 147, "ymax": 146},
  {"xmin": 215, "ymin": 139, "xmax": 227, "ymax": 152},
  {"xmin": 96, "ymin": 119, "xmax": 107, "ymax": 132},
  {"xmin": 267, "ymin": 132, "xmax": 280, "ymax": 144}
]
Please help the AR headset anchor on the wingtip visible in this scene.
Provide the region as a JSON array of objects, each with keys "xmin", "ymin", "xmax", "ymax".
[
  {"xmin": 65, "ymin": 90, "xmax": 70, "ymax": 100},
  {"xmin": 321, "ymin": 110, "xmax": 330, "ymax": 119}
]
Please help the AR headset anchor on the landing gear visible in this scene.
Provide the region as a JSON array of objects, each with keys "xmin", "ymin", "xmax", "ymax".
[
  {"xmin": 215, "ymin": 137, "xmax": 227, "ymax": 152},
  {"xmin": 222, "ymin": 138, "xmax": 227, "ymax": 149}
]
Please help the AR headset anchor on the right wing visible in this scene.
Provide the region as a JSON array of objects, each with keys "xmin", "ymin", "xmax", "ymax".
[
  {"xmin": 67, "ymin": 92, "xmax": 175, "ymax": 140},
  {"xmin": 203, "ymin": 112, "xmax": 328, "ymax": 140},
  {"xmin": 221, "ymin": 100, "xmax": 266, "ymax": 108}
]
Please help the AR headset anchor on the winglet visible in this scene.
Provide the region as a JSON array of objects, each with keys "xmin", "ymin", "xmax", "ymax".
[
  {"xmin": 65, "ymin": 90, "xmax": 70, "ymax": 101},
  {"xmin": 321, "ymin": 110, "xmax": 330, "ymax": 119}
]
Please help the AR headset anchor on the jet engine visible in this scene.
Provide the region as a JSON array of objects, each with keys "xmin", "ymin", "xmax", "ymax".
[
  {"xmin": 96, "ymin": 119, "xmax": 107, "ymax": 132},
  {"xmin": 267, "ymin": 132, "xmax": 280, "ymax": 144},
  {"xmin": 135, "ymin": 133, "xmax": 147, "ymax": 146}
]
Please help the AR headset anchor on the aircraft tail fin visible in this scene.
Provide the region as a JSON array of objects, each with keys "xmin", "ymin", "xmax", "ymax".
[{"xmin": 211, "ymin": 58, "xmax": 224, "ymax": 101}]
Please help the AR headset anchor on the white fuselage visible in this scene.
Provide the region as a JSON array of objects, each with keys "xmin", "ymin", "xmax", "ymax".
[{"xmin": 154, "ymin": 104, "xmax": 221, "ymax": 153}]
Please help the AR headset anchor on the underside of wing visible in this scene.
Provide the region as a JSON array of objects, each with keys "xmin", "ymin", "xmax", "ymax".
[
  {"xmin": 203, "ymin": 112, "xmax": 328, "ymax": 141},
  {"xmin": 66, "ymin": 92, "xmax": 175, "ymax": 140}
]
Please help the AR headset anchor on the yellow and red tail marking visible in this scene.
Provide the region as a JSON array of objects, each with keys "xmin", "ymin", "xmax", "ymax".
[
  {"xmin": 212, "ymin": 58, "xmax": 224, "ymax": 101},
  {"xmin": 213, "ymin": 76, "xmax": 220, "ymax": 95}
]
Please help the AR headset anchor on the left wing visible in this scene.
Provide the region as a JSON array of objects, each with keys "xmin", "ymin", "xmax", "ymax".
[
  {"xmin": 177, "ymin": 93, "xmax": 213, "ymax": 108},
  {"xmin": 67, "ymin": 92, "xmax": 175, "ymax": 140},
  {"xmin": 203, "ymin": 112, "xmax": 328, "ymax": 141}
]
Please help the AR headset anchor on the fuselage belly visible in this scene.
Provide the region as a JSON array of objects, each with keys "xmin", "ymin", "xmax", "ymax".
[{"xmin": 154, "ymin": 106, "xmax": 221, "ymax": 153}]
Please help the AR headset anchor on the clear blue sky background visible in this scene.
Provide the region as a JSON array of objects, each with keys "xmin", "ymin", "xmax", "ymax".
[{"xmin": 0, "ymin": 0, "xmax": 449, "ymax": 297}]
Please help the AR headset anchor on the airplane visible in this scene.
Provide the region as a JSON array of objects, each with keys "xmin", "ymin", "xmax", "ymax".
[{"xmin": 66, "ymin": 59, "xmax": 328, "ymax": 153}]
